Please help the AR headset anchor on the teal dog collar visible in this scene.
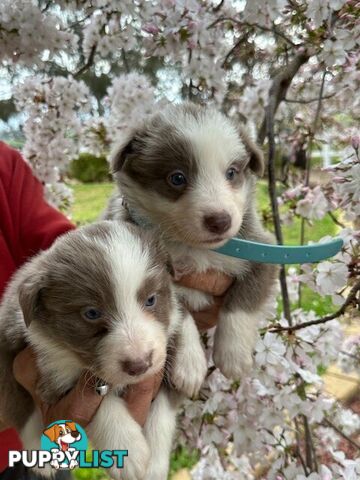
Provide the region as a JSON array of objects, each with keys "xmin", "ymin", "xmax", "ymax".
[
  {"xmin": 123, "ymin": 199, "xmax": 343, "ymax": 265},
  {"xmin": 214, "ymin": 237, "xmax": 343, "ymax": 264}
]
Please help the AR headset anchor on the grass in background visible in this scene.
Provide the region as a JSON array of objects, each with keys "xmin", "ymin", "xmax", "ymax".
[
  {"xmin": 74, "ymin": 468, "xmax": 109, "ymax": 480},
  {"xmin": 71, "ymin": 183, "xmax": 114, "ymax": 225}
]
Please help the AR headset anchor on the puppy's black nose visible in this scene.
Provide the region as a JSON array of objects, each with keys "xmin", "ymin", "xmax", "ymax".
[
  {"xmin": 71, "ymin": 430, "xmax": 79, "ymax": 438},
  {"xmin": 203, "ymin": 212, "xmax": 231, "ymax": 234},
  {"xmin": 122, "ymin": 351, "xmax": 153, "ymax": 376}
]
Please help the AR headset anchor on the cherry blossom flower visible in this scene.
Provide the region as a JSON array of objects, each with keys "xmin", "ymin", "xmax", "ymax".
[
  {"xmin": 315, "ymin": 261, "xmax": 348, "ymax": 295},
  {"xmin": 255, "ymin": 332, "xmax": 287, "ymax": 366}
]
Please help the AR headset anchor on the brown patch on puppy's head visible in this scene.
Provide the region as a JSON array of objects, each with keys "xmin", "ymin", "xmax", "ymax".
[{"xmin": 112, "ymin": 122, "xmax": 198, "ymax": 202}]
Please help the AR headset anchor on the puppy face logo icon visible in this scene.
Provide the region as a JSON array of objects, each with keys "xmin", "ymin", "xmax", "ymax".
[
  {"xmin": 43, "ymin": 422, "xmax": 82, "ymax": 452},
  {"xmin": 41, "ymin": 420, "xmax": 88, "ymax": 470}
]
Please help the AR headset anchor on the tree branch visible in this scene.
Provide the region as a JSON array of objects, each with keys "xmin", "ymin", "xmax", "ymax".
[
  {"xmin": 340, "ymin": 351, "xmax": 360, "ymax": 361},
  {"xmin": 74, "ymin": 44, "xmax": 97, "ymax": 78},
  {"xmin": 257, "ymin": 50, "xmax": 311, "ymax": 145},
  {"xmin": 328, "ymin": 211, "xmax": 346, "ymax": 229},
  {"xmin": 121, "ymin": 48, "xmax": 130, "ymax": 73},
  {"xmin": 269, "ymin": 279, "xmax": 360, "ymax": 333},
  {"xmin": 305, "ymin": 70, "xmax": 328, "ymax": 186},
  {"xmin": 284, "ymin": 92, "xmax": 336, "ymax": 104},
  {"xmin": 294, "ymin": 417, "xmax": 309, "ymax": 475},
  {"xmin": 323, "ymin": 418, "xmax": 360, "ymax": 451},
  {"xmin": 266, "ymin": 96, "xmax": 292, "ymax": 323},
  {"xmin": 41, "ymin": 1, "xmax": 52, "ymax": 13},
  {"xmin": 303, "ymin": 415, "xmax": 318, "ymax": 472},
  {"xmin": 243, "ymin": 21, "xmax": 298, "ymax": 47},
  {"xmin": 208, "ymin": 17, "xmax": 297, "ymax": 47},
  {"xmin": 298, "ymin": 70, "xmax": 328, "ymax": 304},
  {"xmin": 212, "ymin": 0, "xmax": 225, "ymax": 13},
  {"xmin": 222, "ymin": 34, "xmax": 247, "ymax": 67}
]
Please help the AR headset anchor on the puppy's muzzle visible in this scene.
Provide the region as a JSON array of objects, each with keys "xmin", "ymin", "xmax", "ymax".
[
  {"xmin": 122, "ymin": 350, "xmax": 153, "ymax": 376},
  {"xmin": 203, "ymin": 211, "xmax": 232, "ymax": 235}
]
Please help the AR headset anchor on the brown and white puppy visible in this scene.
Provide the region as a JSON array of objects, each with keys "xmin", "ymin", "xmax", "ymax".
[
  {"xmin": 0, "ymin": 221, "xmax": 206, "ymax": 480},
  {"xmin": 105, "ymin": 102, "xmax": 278, "ymax": 380}
]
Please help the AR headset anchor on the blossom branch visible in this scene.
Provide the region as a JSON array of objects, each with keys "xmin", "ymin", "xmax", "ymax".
[
  {"xmin": 41, "ymin": 1, "xmax": 51, "ymax": 13},
  {"xmin": 303, "ymin": 415, "xmax": 318, "ymax": 472},
  {"xmin": 263, "ymin": 50, "xmax": 311, "ymax": 323},
  {"xmin": 222, "ymin": 34, "xmax": 247, "ymax": 67},
  {"xmin": 74, "ymin": 44, "xmax": 97, "ymax": 78},
  {"xmin": 243, "ymin": 21, "xmax": 298, "ymax": 48},
  {"xmin": 266, "ymin": 86, "xmax": 292, "ymax": 323},
  {"xmin": 294, "ymin": 417, "xmax": 309, "ymax": 475},
  {"xmin": 323, "ymin": 418, "xmax": 360, "ymax": 451},
  {"xmin": 340, "ymin": 351, "xmax": 360, "ymax": 361},
  {"xmin": 328, "ymin": 211, "xmax": 346, "ymax": 229},
  {"xmin": 269, "ymin": 279, "xmax": 360, "ymax": 333},
  {"xmin": 284, "ymin": 92, "xmax": 336, "ymax": 104},
  {"xmin": 305, "ymin": 70, "xmax": 328, "ymax": 186},
  {"xmin": 208, "ymin": 16, "xmax": 297, "ymax": 47},
  {"xmin": 257, "ymin": 50, "xmax": 311, "ymax": 144},
  {"xmin": 298, "ymin": 69, "xmax": 328, "ymax": 305}
]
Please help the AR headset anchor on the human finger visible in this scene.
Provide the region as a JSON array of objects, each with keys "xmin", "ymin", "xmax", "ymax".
[{"xmin": 176, "ymin": 270, "xmax": 233, "ymax": 296}]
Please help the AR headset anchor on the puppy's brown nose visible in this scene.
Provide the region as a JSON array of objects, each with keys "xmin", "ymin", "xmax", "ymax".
[
  {"xmin": 122, "ymin": 351, "xmax": 153, "ymax": 376},
  {"xmin": 203, "ymin": 212, "xmax": 231, "ymax": 234}
]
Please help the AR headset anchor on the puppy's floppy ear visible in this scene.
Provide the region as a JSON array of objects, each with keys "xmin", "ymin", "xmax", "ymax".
[
  {"xmin": 18, "ymin": 269, "xmax": 46, "ymax": 327},
  {"xmin": 239, "ymin": 126, "xmax": 265, "ymax": 177},
  {"xmin": 111, "ymin": 134, "xmax": 136, "ymax": 174}
]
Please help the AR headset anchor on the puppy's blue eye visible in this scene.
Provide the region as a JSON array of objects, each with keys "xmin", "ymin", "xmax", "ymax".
[
  {"xmin": 83, "ymin": 307, "xmax": 102, "ymax": 320},
  {"xmin": 145, "ymin": 295, "xmax": 157, "ymax": 307},
  {"xmin": 226, "ymin": 166, "xmax": 239, "ymax": 181},
  {"xmin": 168, "ymin": 171, "xmax": 187, "ymax": 187}
]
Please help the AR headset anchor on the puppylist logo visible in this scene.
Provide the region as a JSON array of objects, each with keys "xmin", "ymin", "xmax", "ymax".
[{"xmin": 9, "ymin": 419, "xmax": 128, "ymax": 471}]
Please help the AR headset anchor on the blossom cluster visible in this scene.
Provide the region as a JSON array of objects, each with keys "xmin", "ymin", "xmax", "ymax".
[
  {"xmin": 104, "ymin": 73, "xmax": 157, "ymax": 141},
  {"xmin": 338, "ymin": 335, "xmax": 360, "ymax": 374},
  {"xmin": 14, "ymin": 77, "xmax": 90, "ymax": 207},
  {"xmin": 0, "ymin": 0, "xmax": 76, "ymax": 66},
  {"xmin": 178, "ymin": 306, "xmax": 360, "ymax": 479},
  {"xmin": 280, "ymin": 185, "xmax": 330, "ymax": 221}
]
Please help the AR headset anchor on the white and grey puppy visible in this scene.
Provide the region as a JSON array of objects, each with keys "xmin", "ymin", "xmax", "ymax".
[
  {"xmin": 105, "ymin": 102, "xmax": 278, "ymax": 380},
  {"xmin": 0, "ymin": 221, "xmax": 207, "ymax": 480}
]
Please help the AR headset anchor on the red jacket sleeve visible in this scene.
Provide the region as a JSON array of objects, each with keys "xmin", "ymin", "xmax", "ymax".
[
  {"xmin": 0, "ymin": 142, "xmax": 75, "ymax": 298},
  {"xmin": 0, "ymin": 142, "xmax": 75, "ymax": 471}
]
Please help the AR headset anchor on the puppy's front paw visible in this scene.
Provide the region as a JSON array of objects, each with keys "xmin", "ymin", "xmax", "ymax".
[
  {"xmin": 171, "ymin": 344, "xmax": 207, "ymax": 397},
  {"xmin": 213, "ymin": 338, "xmax": 253, "ymax": 380},
  {"xmin": 116, "ymin": 433, "xmax": 150, "ymax": 480}
]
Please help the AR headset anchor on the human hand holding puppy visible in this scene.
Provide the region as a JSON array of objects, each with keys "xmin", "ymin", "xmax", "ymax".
[{"xmin": 13, "ymin": 269, "xmax": 232, "ymax": 429}]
